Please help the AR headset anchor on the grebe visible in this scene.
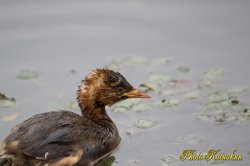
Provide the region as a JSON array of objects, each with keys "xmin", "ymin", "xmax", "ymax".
[{"xmin": 0, "ymin": 68, "xmax": 150, "ymax": 166}]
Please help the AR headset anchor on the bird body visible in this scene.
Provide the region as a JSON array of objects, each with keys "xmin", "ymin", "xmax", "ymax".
[{"xmin": 0, "ymin": 68, "xmax": 150, "ymax": 166}]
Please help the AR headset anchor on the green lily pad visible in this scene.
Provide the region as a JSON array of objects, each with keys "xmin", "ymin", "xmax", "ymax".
[
  {"xmin": 96, "ymin": 156, "xmax": 117, "ymax": 166},
  {"xmin": 203, "ymin": 102, "xmax": 219, "ymax": 111},
  {"xmin": 111, "ymin": 99, "xmax": 145, "ymax": 113},
  {"xmin": 230, "ymin": 99, "xmax": 239, "ymax": 105},
  {"xmin": 204, "ymin": 69, "xmax": 223, "ymax": 80},
  {"xmin": 109, "ymin": 56, "xmax": 145, "ymax": 68},
  {"xmin": 156, "ymin": 99, "xmax": 181, "ymax": 107},
  {"xmin": 17, "ymin": 69, "xmax": 38, "ymax": 79},
  {"xmin": 132, "ymin": 103, "xmax": 149, "ymax": 112},
  {"xmin": 197, "ymin": 79, "xmax": 217, "ymax": 90},
  {"xmin": 149, "ymin": 74, "xmax": 170, "ymax": 86},
  {"xmin": 197, "ymin": 114, "xmax": 210, "ymax": 122},
  {"xmin": 227, "ymin": 87, "xmax": 247, "ymax": 95},
  {"xmin": 208, "ymin": 92, "xmax": 228, "ymax": 103},
  {"xmin": 139, "ymin": 83, "xmax": 155, "ymax": 93},
  {"xmin": 183, "ymin": 90, "xmax": 200, "ymax": 99},
  {"xmin": 242, "ymin": 108, "xmax": 249, "ymax": 113},
  {"xmin": 177, "ymin": 65, "xmax": 190, "ymax": 73},
  {"xmin": 152, "ymin": 57, "xmax": 170, "ymax": 66},
  {"xmin": 207, "ymin": 159, "xmax": 224, "ymax": 165},
  {"xmin": 161, "ymin": 155, "xmax": 178, "ymax": 166},
  {"xmin": 134, "ymin": 119, "xmax": 157, "ymax": 129},
  {"xmin": 0, "ymin": 93, "xmax": 16, "ymax": 108}
]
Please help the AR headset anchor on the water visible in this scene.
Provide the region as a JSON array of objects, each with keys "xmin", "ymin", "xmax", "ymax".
[{"xmin": 0, "ymin": 0, "xmax": 250, "ymax": 165}]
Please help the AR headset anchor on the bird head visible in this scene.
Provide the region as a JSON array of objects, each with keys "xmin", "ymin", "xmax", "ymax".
[{"xmin": 77, "ymin": 68, "xmax": 150, "ymax": 111}]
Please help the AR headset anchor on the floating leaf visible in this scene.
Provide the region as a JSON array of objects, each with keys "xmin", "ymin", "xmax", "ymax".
[
  {"xmin": 207, "ymin": 159, "xmax": 224, "ymax": 165},
  {"xmin": 230, "ymin": 99, "xmax": 239, "ymax": 105},
  {"xmin": 2, "ymin": 114, "xmax": 18, "ymax": 122},
  {"xmin": 152, "ymin": 57, "xmax": 170, "ymax": 66},
  {"xmin": 109, "ymin": 56, "xmax": 145, "ymax": 68},
  {"xmin": 17, "ymin": 69, "xmax": 38, "ymax": 79},
  {"xmin": 177, "ymin": 65, "xmax": 190, "ymax": 73},
  {"xmin": 208, "ymin": 92, "xmax": 228, "ymax": 103},
  {"xmin": 111, "ymin": 99, "xmax": 142, "ymax": 113},
  {"xmin": 149, "ymin": 74, "xmax": 170, "ymax": 86},
  {"xmin": 156, "ymin": 99, "xmax": 181, "ymax": 107},
  {"xmin": 197, "ymin": 114, "xmax": 210, "ymax": 122},
  {"xmin": 96, "ymin": 156, "xmax": 117, "ymax": 166},
  {"xmin": 227, "ymin": 87, "xmax": 247, "ymax": 95},
  {"xmin": 134, "ymin": 119, "xmax": 157, "ymax": 129},
  {"xmin": 242, "ymin": 108, "xmax": 249, "ymax": 113},
  {"xmin": 139, "ymin": 83, "xmax": 155, "ymax": 93},
  {"xmin": 203, "ymin": 103, "xmax": 219, "ymax": 111},
  {"xmin": 204, "ymin": 69, "xmax": 223, "ymax": 80},
  {"xmin": 132, "ymin": 103, "xmax": 149, "ymax": 112},
  {"xmin": 183, "ymin": 91, "xmax": 200, "ymax": 99},
  {"xmin": 0, "ymin": 93, "xmax": 15, "ymax": 108},
  {"xmin": 161, "ymin": 155, "xmax": 178, "ymax": 166},
  {"xmin": 197, "ymin": 79, "xmax": 216, "ymax": 90}
]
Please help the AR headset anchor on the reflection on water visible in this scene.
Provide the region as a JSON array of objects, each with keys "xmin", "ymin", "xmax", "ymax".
[{"xmin": 1, "ymin": 1, "xmax": 250, "ymax": 165}]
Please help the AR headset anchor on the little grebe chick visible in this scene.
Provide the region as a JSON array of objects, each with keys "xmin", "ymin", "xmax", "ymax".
[{"xmin": 0, "ymin": 68, "xmax": 150, "ymax": 166}]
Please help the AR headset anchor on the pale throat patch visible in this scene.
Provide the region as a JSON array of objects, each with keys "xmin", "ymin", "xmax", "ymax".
[{"xmin": 79, "ymin": 71, "xmax": 105, "ymax": 108}]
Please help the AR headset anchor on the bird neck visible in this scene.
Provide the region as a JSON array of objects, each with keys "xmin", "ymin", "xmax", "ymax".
[
  {"xmin": 77, "ymin": 85, "xmax": 114, "ymax": 126},
  {"xmin": 81, "ymin": 104, "xmax": 114, "ymax": 126}
]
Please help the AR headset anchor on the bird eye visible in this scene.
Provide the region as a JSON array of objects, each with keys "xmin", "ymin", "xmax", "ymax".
[{"xmin": 116, "ymin": 87, "xmax": 125, "ymax": 94}]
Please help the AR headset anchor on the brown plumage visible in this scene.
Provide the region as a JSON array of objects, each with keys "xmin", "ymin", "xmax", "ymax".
[{"xmin": 0, "ymin": 68, "xmax": 150, "ymax": 166}]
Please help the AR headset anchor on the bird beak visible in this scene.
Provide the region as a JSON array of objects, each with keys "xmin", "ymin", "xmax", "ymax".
[{"xmin": 123, "ymin": 89, "xmax": 151, "ymax": 98}]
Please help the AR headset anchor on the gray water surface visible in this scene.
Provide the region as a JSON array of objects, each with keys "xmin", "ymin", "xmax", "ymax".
[{"xmin": 1, "ymin": 1, "xmax": 250, "ymax": 165}]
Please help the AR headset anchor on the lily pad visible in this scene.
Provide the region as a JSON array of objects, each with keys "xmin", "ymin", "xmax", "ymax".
[
  {"xmin": 204, "ymin": 69, "xmax": 223, "ymax": 80},
  {"xmin": 109, "ymin": 56, "xmax": 145, "ymax": 68},
  {"xmin": 183, "ymin": 90, "xmax": 200, "ymax": 99},
  {"xmin": 0, "ymin": 93, "xmax": 15, "ymax": 108},
  {"xmin": 197, "ymin": 80, "xmax": 216, "ymax": 90},
  {"xmin": 134, "ymin": 119, "xmax": 157, "ymax": 129},
  {"xmin": 197, "ymin": 114, "xmax": 210, "ymax": 122},
  {"xmin": 149, "ymin": 74, "xmax": 170, "ymax": 86},
  {"xmin": 177, "ymin": 65, "xmax": 190, "ymax": 73},
  {"xmin": 208, "ymin": 92, "xmax": 228, "ymax": 103},
  {"xmin": 132, "ymin": 103, "xmax": 149, "ymax": 112},
  {"xmin": 2, "ymin": 114, "xmax": 18, "ymax": 122},
  {"xmin": 207, "ymin": 159, "xmax": 224, "ymax": 165},
  {"xmin": 161, "ymin": 155, "xmax": 178, "ymax": 166},
  {"xmin": 230, "ymin": 99, "xmax": 239, "ymax": 105},
  {"xmin": 139, "ymin": 83, "xmax": 155, "ymax": 93},
  {"xmin": 152, "ymin": 57, "xmax": 170, "ymax": 66},
  {"xmin": 156, "ymin": 99, "xmax": 181, "ymax": 107},
  {"xmin": 111, "ymin": 99, "xmax": 146, "ymax": 113},
  {"xmin": 17, "ymin": 69, "xmax": 38, "ymax": 80},
  {"xmin": 227, "ymin": 87, "xmax": 247, "ymax": 95},
  {"xmin": 203, "ymin": 102, "xmax": 220, "ymax": 111},
  {"xmin": 96, "ymin": 156, "xmax": 117, "ymax": 166}
]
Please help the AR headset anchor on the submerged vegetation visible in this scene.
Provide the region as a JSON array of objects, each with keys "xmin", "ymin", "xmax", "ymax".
[{"xmin": 0, "ymin": 92, "xmax": 15, "ymax": 108}]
